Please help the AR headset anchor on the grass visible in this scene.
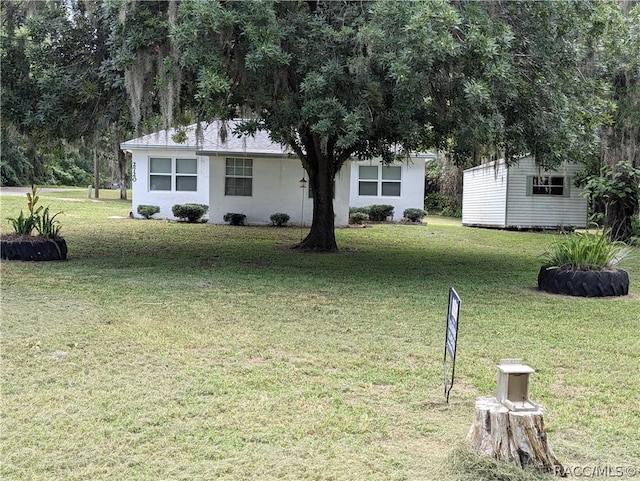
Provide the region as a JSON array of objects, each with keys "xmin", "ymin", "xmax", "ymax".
[{"xmin": 1, "ymin": 189, "xmax": 639, "ymax": 480}]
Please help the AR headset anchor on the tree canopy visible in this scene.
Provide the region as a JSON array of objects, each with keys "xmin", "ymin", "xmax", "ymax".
[
  {"xmin": 161, "ymin": 0, "xmax": 621, "ymax": 249},
  {"xmin": 1, "ymin": 0, "xmax": 132, "ymax": 194}
]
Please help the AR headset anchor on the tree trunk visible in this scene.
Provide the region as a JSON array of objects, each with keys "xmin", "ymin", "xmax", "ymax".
[
  {"xmin": 468, "ymin": 397, "xmax": 562, "ymax": 473},
  {"xmin": 93, "ymin": 148, "xmax": 100, "ymax": 199},
  {"xmin": 607, "ymin": 207, "xmax": 632, "ymax": 241},
  {"xmin": 294, "ymin": 151, "xmax": 338, "ymax": 251},
  {"xmin": 117, "ymin": 146, "xmax": 127, "ymax": 200}
]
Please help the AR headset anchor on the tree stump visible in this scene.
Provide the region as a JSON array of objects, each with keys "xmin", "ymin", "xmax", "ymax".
[{"xmin": 468, "ymin": 397, "xmax": 562, "ymax": 473}]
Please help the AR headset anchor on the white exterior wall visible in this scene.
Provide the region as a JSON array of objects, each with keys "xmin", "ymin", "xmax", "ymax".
[
  {"xmin": 462, "ymin": 161, "xmax": 508, "ymax": 227},
  {"xmin": 209, "ymin": 155, "xmax": 351, "ymax": 227},
  {"xmin": 131, "ymin": 149, "xmax": 210, "ymax": 220},
  {"xmin": 505, "ymin": 159, "xmax": 587, "ymax": 229},
  {"xmin": 349, "ymin": 159, "xmax": 426, "ymax": 219}
]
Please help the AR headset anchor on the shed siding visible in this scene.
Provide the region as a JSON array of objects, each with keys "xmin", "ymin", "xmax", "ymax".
[
  {"xmin": 462, "ymin": 162, "xmax": 508, "ymax": 227},
  {"xmin": 349, "ymin": 159, "xmax": 426, "ymax": 219},
  {"xmin": 506, "ymin": 159, "xmax": 587, "ymax": 229}
]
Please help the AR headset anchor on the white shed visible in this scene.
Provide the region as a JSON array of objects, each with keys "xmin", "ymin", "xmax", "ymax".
[{"xmin": 462, "ymin": 157, "xmax": 588, "ymax": 230}]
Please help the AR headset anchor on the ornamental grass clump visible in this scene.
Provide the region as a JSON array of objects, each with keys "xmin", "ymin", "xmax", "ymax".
[{"xmin": 543, "ymin": 229, "xmax": 629, "ymax": 271}]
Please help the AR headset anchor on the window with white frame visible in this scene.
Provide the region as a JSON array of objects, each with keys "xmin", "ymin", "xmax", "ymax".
[
  {"xmin": 149, "ymin": 157, "xmax": 198, "ymax": 191},
  {"xmin": 225, "ymin": 158, "xmax": 253, "ymax": 196},
  {"xmin": 358, "ymin": 165, "xmax": 402, "ymax": 196}
]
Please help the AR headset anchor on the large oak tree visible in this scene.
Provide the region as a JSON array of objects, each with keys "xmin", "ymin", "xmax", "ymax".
[{"xmin": 163, "ymin": 0, "xmax": 614, "ymax": 250}]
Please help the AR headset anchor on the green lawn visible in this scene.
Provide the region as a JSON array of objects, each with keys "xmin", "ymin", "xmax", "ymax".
[{"xmin": 1, "ymin": 190, "xmax": 639, "ymax": 480}]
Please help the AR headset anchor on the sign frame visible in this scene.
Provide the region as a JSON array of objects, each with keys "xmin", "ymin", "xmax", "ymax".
[{"xmin": 443, "ymin": 287, "xmax": 461, "ymax": 403}]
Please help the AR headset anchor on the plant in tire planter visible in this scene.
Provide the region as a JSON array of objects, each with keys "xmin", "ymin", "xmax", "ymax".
[
  {"xmin": 1, "ymin": 185, "xmax": 67, "ymax": 261},
  {"xmin": 349, "ymin": 211, "xmax": 368, "ymax": 225},
  {"xmin": 538, "ymin": 229, "xmax": 630, "ymax": 297}
]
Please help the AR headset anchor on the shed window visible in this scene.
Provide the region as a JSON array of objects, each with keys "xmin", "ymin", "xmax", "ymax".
[{"xmin": 530, "ymin": 176, "xmax": 565, "ymax": 196}]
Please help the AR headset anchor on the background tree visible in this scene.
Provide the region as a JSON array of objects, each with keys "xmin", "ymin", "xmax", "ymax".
[
  {"xmin": 581, "ymin": 2, "xmax": 640, "ymax": 241},
  {"xmin": 0, "ymin": 0, "xmax": 133, "ymax": 197},
  {"xmin": 425, "ymin": 1, "xmax": 617, "ymax": 213}
]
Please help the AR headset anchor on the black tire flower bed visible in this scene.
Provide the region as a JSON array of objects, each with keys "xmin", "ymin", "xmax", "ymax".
[
  {"xmin": 537, "ymin": 266, "xmax": 629, "ymax": 297},
  {"xmin": 1, "ymin": 235, "xmax": 68, "ymax": 261}
]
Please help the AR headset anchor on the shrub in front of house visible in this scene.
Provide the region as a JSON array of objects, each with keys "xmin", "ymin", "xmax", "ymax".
[
  {"xmin": 403, "ymin": 208, "xmax": 427, "ymax": 223},
  {"xmin": 137, "ymin": 205, "xmax": 160, "ymax": 219},
  {"xmin": 223, "ymin": 213, "xmax": 246, "ymax": 226},
  {"xmin": 270, "ymin": 213, "xmax": 290, "ymax": 227},
  {"xmin": 349, "ymin": 212, "xmax": 368, "ymax": 225},
  {"xmin": 368, "ymin": 204, "xmax": 394, "ymax": 221},
  {"xmin": 349, "ymin": 206, "xmax": 371, "ymax": 216},
  {"xmin": 172, "ymin": 203, "xmax": 209, "ymax": 223}
]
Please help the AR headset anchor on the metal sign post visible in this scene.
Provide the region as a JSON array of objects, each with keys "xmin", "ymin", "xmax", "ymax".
[{"xmin": 443, "ymin": 287, "xmax": 461, "ymax": 403}]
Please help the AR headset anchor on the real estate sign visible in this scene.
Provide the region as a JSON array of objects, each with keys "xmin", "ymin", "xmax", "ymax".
[{"xmin": 443, "ymin": 287, "xmax": 461, "ymax": 403}]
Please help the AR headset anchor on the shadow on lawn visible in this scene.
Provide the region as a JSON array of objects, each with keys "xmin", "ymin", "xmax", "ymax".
[{"xmin": 65, "ymin": 227, "xmax": 535, "ymax": 293}]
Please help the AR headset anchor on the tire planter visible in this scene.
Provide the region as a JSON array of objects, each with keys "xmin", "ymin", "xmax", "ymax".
[
  {"xmin": 0, "ymin": 236, "xmax": 67, "ymax": 261},
  {"xmin": 538, "ymin": 266, "xmax": 629, "ymax": 297}
]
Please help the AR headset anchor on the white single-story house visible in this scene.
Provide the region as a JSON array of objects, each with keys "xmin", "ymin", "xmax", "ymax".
[
  {"xmin": 121, "ymin": 121, "xmax": 432, "ymax": 226},
  {"xmin": 462, "ymin": 157, "xmax": 588, "ymax": 230}
]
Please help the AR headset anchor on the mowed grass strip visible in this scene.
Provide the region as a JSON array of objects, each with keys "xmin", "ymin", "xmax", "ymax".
[{"xmin": 1, "ymin": 191, "xmax": 639, "ymax": 480}]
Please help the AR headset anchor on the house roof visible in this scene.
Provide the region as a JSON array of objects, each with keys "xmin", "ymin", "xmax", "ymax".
[
  {"xmin": 120, "ymin": 119, "xmax": 436, "ymax": 160},
  {"xmin": 120, "ymin": 120, "xmax": 293, "ymax": 157}
]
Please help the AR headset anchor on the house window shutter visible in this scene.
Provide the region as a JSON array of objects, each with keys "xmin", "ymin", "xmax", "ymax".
[
  {"xmin": 526, "ymin": 176, "xmax": 533, "ymax": 196},
  {"xmin": 563, "ymin": 177, "xmax": 571, "ymax": 197}
]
